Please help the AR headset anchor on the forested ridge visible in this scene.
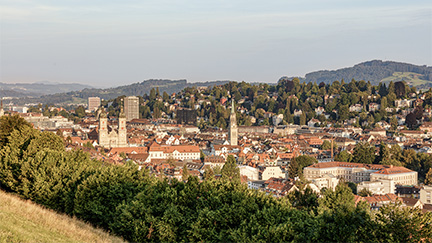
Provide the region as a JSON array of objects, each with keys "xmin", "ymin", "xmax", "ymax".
[
  {"xmin": 0, "ymin": 115, "xmax": 431, "ymax": 242},
  {"xmin": 301, "ymin": 60, "xmax": 432, "ymax": 85}
]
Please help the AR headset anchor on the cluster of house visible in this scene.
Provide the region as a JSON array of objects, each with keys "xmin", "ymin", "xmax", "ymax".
[{"xmin": 6, "ymin": 94, "xmax": 432, "ymax": 211}]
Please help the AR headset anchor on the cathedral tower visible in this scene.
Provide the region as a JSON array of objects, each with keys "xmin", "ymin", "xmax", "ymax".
[
  {"xmin": 228, "ymin": 99, "xmax": 238, "ymax": 146},
  {"xmin": 98, "ymin": 107, "xmax": 108, "ymax": 146},
  {"xmin": 118, "ymin": 103, "xmax": 128, "ymax": 147}
]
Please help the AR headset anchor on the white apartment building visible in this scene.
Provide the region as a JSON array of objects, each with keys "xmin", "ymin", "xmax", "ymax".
[
  {"xmin": 148, "ymin": 143, "xmax": 200, "ymax": 161},
  {"xmin": 304, "ymin": 162, "xmax": 417, "ymax": 194},
  {"xmin": 420, "ymin": 185, "xmax": 432, "ymax": 204},
  {"xmin": 261, "ymin": 166, "xmax": 285, "ymax": 180}
]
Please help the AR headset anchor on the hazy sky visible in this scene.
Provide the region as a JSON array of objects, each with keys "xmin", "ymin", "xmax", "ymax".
[{"xmin": 1, "ymin": 0, "xmax": 431, "ymax": 87}]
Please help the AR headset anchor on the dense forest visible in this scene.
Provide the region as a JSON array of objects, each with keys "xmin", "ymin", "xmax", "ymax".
[{"xmin": 0, "ymin": 115, "xmax": 431, "ymax": 242}]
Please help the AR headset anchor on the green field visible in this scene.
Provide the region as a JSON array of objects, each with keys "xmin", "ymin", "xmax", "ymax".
[
  {"xmin": 381, "ymin": 72, "xmax": 431, "ymax": 87},
  {"xmin": 0, "ymin": 190, "xmax": 124, "ymax": 243}
]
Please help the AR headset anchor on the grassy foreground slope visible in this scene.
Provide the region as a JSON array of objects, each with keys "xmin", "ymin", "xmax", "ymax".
[{"xmin": 0, "ymin": 190, "xmax": 124, "ymax": 243}]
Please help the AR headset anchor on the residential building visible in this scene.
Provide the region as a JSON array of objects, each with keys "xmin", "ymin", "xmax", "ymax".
[
  {"xmin": 261, "ymin": 166, "xmax": 285, "ymax": 180},
  {"xmin": 88, "ymin": 97, "xmax": 101, "ymax": 111},
  {"xmin": 420, "ymin": 185, "xmax": 432, "ymax": 204},
  {"xmin": 124, "ymin": 96, "xmax": 139, "ymax": 121},
  {"xmin": 304, "ymin": 162, "xmax": 417, "ymax": 194},
  {"xmin": 148, "ymin": 142, "xmax": 200, "ymax": 161}
]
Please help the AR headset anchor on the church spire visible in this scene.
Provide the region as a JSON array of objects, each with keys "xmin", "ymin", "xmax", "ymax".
[
  {"xmin": 228, "ymin": 98, "xmax": 238, "ymax": 146},
  {"xmin": 119, "ymin": 98, "xmax": 126, "ymax": 118},
  {"xmin": 231, "ymin": 98, "xmax": 235, "ymax": 113}
]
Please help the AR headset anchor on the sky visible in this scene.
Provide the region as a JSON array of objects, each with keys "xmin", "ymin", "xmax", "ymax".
[{"xmin": 0, "ymin": 0, "xmax": 431, "ymax": 88}]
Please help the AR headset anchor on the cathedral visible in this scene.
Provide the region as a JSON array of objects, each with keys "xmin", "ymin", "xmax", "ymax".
[
  {"xmin": 98, "ymin": 106, "xmax": 127, "ymax": 148},
  {"xmin": 228, "ymin": 99, "xmax": 238, "ymax": 146}
]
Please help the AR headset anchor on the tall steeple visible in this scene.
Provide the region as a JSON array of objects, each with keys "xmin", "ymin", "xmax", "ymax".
[{"xmin": 228, "ymin": 98, "xmax": 238, "ymax": 146}]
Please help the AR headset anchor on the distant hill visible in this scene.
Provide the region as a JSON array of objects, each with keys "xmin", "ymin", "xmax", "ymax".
[
  {"xmin": 0, "ymin": 82, "xmax": 93, "ymax": 97},
  {"xmin": 12, "ymin": 79, "xmax": 231, "ymax": 105},
  {"xmin": 0, "ymin": 190, "xmax": 124, "ymax": 243},
  {"xmin": 289, "ymin": 60, "xmax": 432, "ymax": 86}
]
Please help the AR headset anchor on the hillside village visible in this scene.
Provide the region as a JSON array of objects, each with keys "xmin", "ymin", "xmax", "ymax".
[{"xmin": 4, "ymin": 79, "xmax": 432, "ymax": 211}]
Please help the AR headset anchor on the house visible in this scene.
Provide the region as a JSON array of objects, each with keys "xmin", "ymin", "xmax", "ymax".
[
  {"xmin": 420, "ymin": 185, "xmax": 432, "ymax": 204},
  {"xmin": 293, "ymin": 109, "xmax": 303, "ymax": 117},
  {"xmin": 240, "ymin": 165, "xmax": 259, "ymax": 180},
  {"xmin": 261, "ymin": 166, "xmax": 285, "ymax": 180},
  {"xmin": 272, "ymin": 114, "xmax": 284, "ymax": 126},
  {"xmin": 368, "ymin": 103, "xmax": 380, "ymax": 112},
  {"xmin": 401, "ymin": 197, "xmax": 423, "ymax": 209},
  {"xmin": 315, "ymin": 107, "xmax": 325, "ymax": 115},
  {"xmin": 308, "ymin": 118, "xmax": 321, "ymax": 127},
  {"xmin": 349, "ymin": 104, "xmax": 363, "ymax": 112},
  {"xmin": 395, "ymin": 99, "xmax": 414, "ymax": 108}
]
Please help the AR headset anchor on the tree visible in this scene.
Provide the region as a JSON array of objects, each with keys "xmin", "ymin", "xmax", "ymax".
[
  {"xmin": 321, "ymin": 140, "xmax": 336, "ymax": 150},
  {"xmin": 0, "ymin": 115, "xmax": 32, "ymax": 148},
  {"xmin": 289, "ymin": 155, "xmax": 317, "ymax": 178},
  {"xmin": 182, "ymin": 164, "xmax": 190, "ymax": 181},
  {"xmin": 425, "ymin": 168, "xmax": 432, "ymax": 185},
  {"xmin": 203, "ymin": 167, "xmax": 215, "ymax": 180},
  {"xmin": 338, "ymin": 105, "xmax": 349, "ymax": 121},
  {"xmin": 394, "ymin": 81, "xmax": 406, "ymax": 98},
  {"xmin": 390, "ymin": 115, "xmax": 398, "ymax": 130},
  {"xmin": 405, "ymin": 112, "xmax": 417, "ymax": 129},
  {"xmin": 374, "ymin": 203, "xmax": 432, "ymax": 242},
  {"xmin": 299, "ymin": 112, "xmax": 306, "ymax": 126},
  {"xmin": 358, "ymin": 188, "xmax": 373, "ymax": 197},
  {"xmin": 335, "ymin": 150, "xmax": 353, "ymax": 162},
  {"xmin": 221, "ymin": 155, "xmax": 240, "ymax": 183},
  {"xmin": 380, "ymin": 97, "xmax": 388, "ymax": 109},
  {"xmin": 352, "ymin": 142, "xmax": 375, "ymax": 164},
  {"xmin": 287, "ymin": 186, "xmax": 319, "ymax": 213},
  {"xmin": 75, "ymin": 106, "xmax": 86, "ymax": 118},
  {"xmin": 376, "ymin": 142, "xmax": 390, "ymax": 164}
]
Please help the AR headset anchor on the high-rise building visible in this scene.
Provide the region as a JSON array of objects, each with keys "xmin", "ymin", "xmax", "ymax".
[
  {"xmin": 124, "ymin": 96, "xmax": 139, "ymax": 121},
  {"xmin": 228, "ymin": 99, "xmax": 238, "ymax": 146},
  {"xmin": 88, "ymin": 97, "xmax": 101, "ymax": 111}
]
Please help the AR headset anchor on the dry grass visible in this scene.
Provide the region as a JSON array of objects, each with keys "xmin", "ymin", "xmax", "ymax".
[{"xmin": 0, "ymin": 190, "xmax": 125, "ymax": 243}]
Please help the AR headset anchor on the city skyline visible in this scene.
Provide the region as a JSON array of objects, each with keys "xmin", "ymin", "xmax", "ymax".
[{"xmin": 1, "ymin": 0, "xmax": 431, "ymax": 87}]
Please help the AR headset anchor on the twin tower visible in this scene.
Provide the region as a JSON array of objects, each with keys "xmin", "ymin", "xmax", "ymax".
[{"xmin": 98, "ymin": 106, "xmax": 127, "ymax": 148}]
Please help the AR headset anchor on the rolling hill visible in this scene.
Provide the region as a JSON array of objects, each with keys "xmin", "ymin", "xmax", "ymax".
[
  {"xmin": 0, "ymin": 82, "xmax": 93, "ymax": 97},
  {"xmin": 11, "ymin": 79, "xmax": 232, "ymax": 105},
  {"xmin": 297, "ymin": 60, "xmax": 432, "ymax": 86}
]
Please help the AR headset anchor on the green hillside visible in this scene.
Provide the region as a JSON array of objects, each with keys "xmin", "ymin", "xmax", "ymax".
[
  {"xmin": 381, "ymin": 72, "xmax": 432, "ymax": 87},
  {"xmin": 0, "ymin": 190, "xmax": 124, "ymax": 243}
]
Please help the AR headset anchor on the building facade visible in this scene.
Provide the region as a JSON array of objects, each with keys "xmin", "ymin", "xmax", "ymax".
[
  {"xmin": 124, "ymin": 96, "xmax": 139, "ymax": 121},
  {"xmin": 98, "ymin": 108, "xmax": 127, "ymax": 148},
  {"xmin": 304, "ymin": 162, "xmax": 417, "ymax": 194},
  {"xmin": 148, "ymin": 142, "xmax": 200, "ymax": 161},
  {"xmin": 88, "ymin": 97, "xmax": 101, "ymax": 111}
]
